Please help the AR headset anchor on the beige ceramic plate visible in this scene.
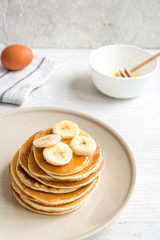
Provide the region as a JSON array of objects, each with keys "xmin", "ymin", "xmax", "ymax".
[{"xmin": 0, "ymin": 107, "xmax": 136, "ymax": 240}]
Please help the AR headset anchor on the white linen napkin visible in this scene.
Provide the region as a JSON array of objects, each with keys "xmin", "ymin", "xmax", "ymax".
[{"xmin": 0, "ymin": 45, "xmax": 61, "ymax": 105}]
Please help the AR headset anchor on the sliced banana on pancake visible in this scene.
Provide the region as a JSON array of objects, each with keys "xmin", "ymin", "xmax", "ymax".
[
  {"xmin": 70, "ymin": 136, "xmax": 96, "ymax": 156},
  {"xmin": 33, "ymin": 134, "xmax": 61, "ymax": 148},
  {"xmin": 53, "ymin": 120, "xmax": 79, "ymax": 139},
  {"xmin": 43, "ymin": 142, "xmax": 73, "ymax": 166}
]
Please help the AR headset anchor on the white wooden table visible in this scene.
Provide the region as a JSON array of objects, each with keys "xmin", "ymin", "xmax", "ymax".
[{"xmin": 0, "ymin": 49, "xmax": 160, "ymax": 240}]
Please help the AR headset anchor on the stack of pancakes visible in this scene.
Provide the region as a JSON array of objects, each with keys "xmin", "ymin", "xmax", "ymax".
[{"xmin": 9, "ymin": 121, "xmax": 104, "ymax": 215}]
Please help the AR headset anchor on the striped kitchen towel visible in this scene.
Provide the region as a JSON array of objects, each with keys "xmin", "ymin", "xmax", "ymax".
[{"xmin": 0, "ymin": 45, "xmax": 61, "ymax": 105}]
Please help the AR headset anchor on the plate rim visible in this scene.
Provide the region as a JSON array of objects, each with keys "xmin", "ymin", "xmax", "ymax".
[{"xmin": 0, "ymin": 107, "xmax": 136, "ymax": 240}]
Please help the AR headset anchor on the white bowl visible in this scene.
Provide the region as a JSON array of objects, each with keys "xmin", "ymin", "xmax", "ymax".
[{"xmin": 89, "ymin": 44, "xmax": 159, "ymax": 98}]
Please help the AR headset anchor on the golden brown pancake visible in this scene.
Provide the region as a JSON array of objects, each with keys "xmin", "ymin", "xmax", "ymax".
[
  {"xmin": 12, "ymin": 190, "xmax": 91, "ymax": 215},
  {"xmin": 11, "ymin": 176, "xmax": 99, "ymax": 214},
  {"xmin": 10, "ymin": 152, "xmax": 97, "ymax": 206},
  {"xmin": 19, "ymin": 127, "xmax": 101, "ymax": 182},
  {"xmin": 19, "ymin": 128, "xmax": 97, "ymax": 179},
  {"xmin": 33, "ymin": 128, "xmax": 96, "ymax": 176},
  {"xmin": 18, "ymin": 129, "xmax": 52, "ymax": 175},
  {"xmin": 18, "ymin": 133, "xmax": 38, "ymax": 174},
  {"xmin": 18, "ymin": 144, "xmax": 104, "ymax": 189},
  {"xmin": 33, "ymin": 146, "xmax": 91, "ymax": 176},
  {"xmin": 33, "ymin": 145, "xmax": 100, "ymax": 177},
  {"xmin": 46, "ymin": 153, "xmax": 102, "ymax": 181},
  {"xmin": 19, "ymin": 155, "xmax": 104, "ymax": 188},
  {"xmin": 16, "ymin": 162, "xmax": 79, "ymax": 193},
  {"xmin": 9, "ymin": 123, "xmax": 105, "ymax": 216},
  {"xmin": 27, "ymin": 128, "xmax": 56, "ymax": 181},
  {"xmin": 28, "ymin": 149, "xmax": 53, "ymax": 180}
]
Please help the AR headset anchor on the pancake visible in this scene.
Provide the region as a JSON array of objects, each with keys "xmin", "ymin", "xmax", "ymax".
[
  {"xmin": 19, "ymin": 155, "xmax": 104, "ymax": 189},
  {"xmin": 34, "ymin": 146, "xmax": 101, "ymax": 181},
  {"xmin": 47, "ymin": 152, "xmax": 102, "ymax": 181},
  {"xmin": 18, "ymin": 131, "xmax": 40, "ymax": 171},
  {"xmin": 27, "ymin": 128, "xmax": 55, "ymax": 181},
  {"xmin": 10, "ymin": 152, "xmax": 97, "ymax": 206},
  {"xmin": 10, "ymin": 170, "xmax": 98, "ymax": 209},
  {"xmin": 18, "ymin": 133, "xmax": 39, "ymax": 175},
  {"xmin": 9, "ymin": 121, "xmax": 105, "ymax": 216},
  {"xmin": 19, "ymin": 128, "xmax": 101, "ymax": 182},
  {"xmin": 28, "ymin": 148, "xmax": 53, "ymax": 181},
  {"xmin": 11, "ymin": 176, "xmax": 99, "ymax": 213},
  {"xmin": 33, "ymin": 129, "xmax": 95, "ymax": 176},
  {"xmin": 18, "ymin": 147, "xmax": 104, "ymax": 189},
  {"xmin": 17, "ymin": 162, "xmax": 79, "ymax": 193},
  {"xmin": 18, "ymin": 128, "xmax": 54, "ymax": 180},
  {"xmin": 12, "ymin": 190, "xmax": 89, "ymax": 215},
  {"xmin": 19, "ymin": 128, "xmax": 96, "ymax": 179},
  {"xmin": 33, "ymin": 146, "xmax": 91, "ymax": 176}
]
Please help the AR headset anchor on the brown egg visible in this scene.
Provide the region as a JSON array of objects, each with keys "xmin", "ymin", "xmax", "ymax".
[{"xmin": 1, "ymin": 44, "xmax": 33, "ymax": 71}]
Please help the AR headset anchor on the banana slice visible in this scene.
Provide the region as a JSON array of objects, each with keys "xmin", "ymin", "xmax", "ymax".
[
  {"xmin": 53, "ymin": 120, "xmax": 79, "ymax": 139},
  {"xmin": 43, "ymin": 142, "xmax": 73, "ymax": 166},
  {"xmin": 33, "ymin": 134, "xmax": 61, "ymax": 148},
  {"xmin": 70, "ymin": 136, "xmax": 96, "ymax": 156}
]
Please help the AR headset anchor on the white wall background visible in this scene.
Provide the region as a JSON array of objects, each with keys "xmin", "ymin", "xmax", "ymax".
[{"xmin": 0, "ymin": 0, "xmax": 160, "ymax": 48}]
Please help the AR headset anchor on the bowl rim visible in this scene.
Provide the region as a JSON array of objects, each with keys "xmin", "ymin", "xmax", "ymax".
[{"xmin": 88, "ymin": 44, "xmax": 159, "ymax": 80}]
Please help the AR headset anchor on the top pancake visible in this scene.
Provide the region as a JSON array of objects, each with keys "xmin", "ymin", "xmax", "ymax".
[
  {"xmin": 33, "ymin": 144, "xmax": 100, "ymax": 177},
  {"xmin": 28, "ymin": 149, "xmax": 53, "ymax": 180},
  {"xmin": 34, "ymin": 128, "xmax": 92, "ymax": 175},
  {"xmin": 19, "ymin": 132, "xmax": 37, "ymax": 172},
  {"xmin": 20, "ymin": 128, "xmax": 100, "ymax": 177}
]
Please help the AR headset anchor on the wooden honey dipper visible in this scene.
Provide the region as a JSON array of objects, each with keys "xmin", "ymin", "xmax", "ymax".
[{"xmin": 115, "ymin": 52, "xmax": 160, "ymax": 77}]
